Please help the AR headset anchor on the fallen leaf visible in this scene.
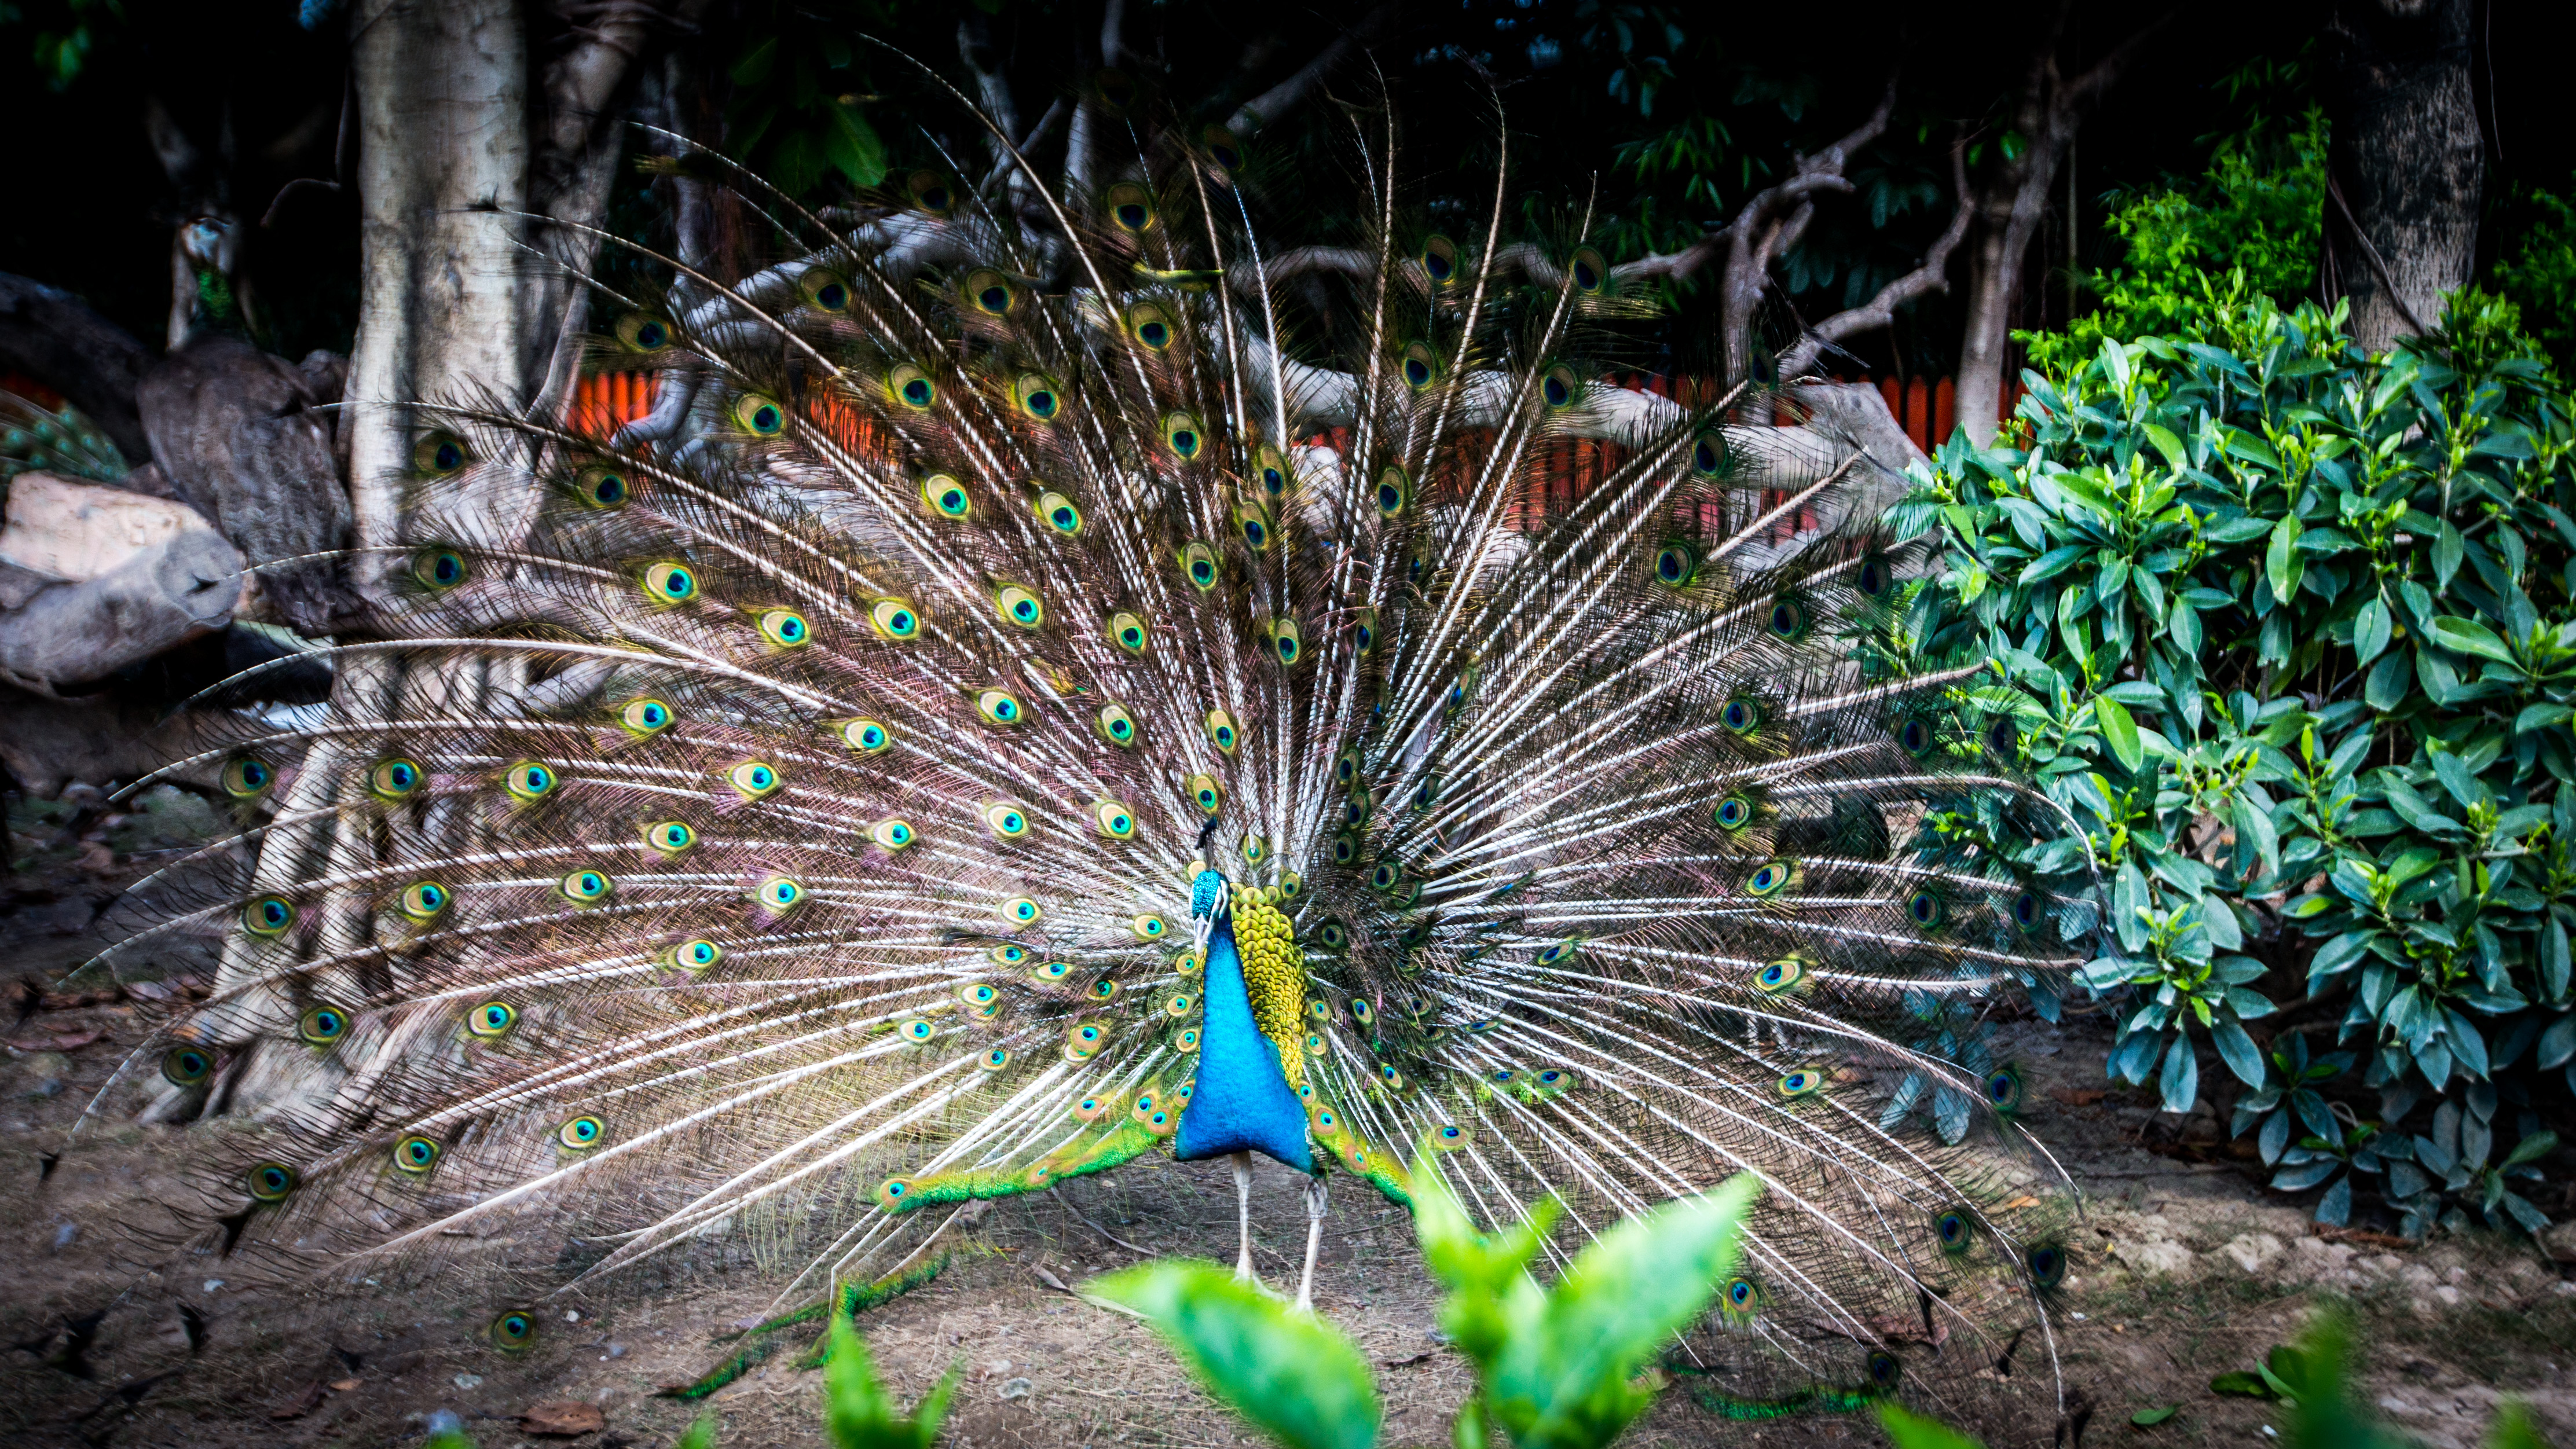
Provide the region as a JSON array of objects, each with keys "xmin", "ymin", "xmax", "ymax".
[
  {"xmin": 519, "ymin": 1400, "xmax": 607, "ymax": 1436},
  {"xmin": 1029, "ymin": 1263, "xmax": 1073, "ymax": 1295},
  {"xmin": 2131, "ymin": 1404, "xmax": 2179, "ymax": 1425},
  {"xmin": 268, "ymin": 1381, "xmax": 327, "ymax": 1419},
  {"xmin": 329, "ymin": 1378, "xmax": 360, "ymax": 1392},
  {"xmin": 2209, "ymin": 1370, "xmax": 2275, "ymax": 1399},
  {"xmin": 2050, "ymin": 1087, "xmax": 2109, "ymax": 1106}
]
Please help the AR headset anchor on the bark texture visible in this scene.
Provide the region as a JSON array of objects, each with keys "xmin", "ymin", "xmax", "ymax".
[{"xmin": 2325, "ymin": 0, "xmax": 2483, "ymax": 351}]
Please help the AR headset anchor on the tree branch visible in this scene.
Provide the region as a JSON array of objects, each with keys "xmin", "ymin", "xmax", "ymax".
[
  {"xmin": 1718, "ymin": 77, "xmax": 1897, "ymax": 382},
  {"xmin": 1223, "ymin": 2, "xmax": 1401, "ymax": 139},
  {"xmin": 1776, "ymin": 136, "xmax": 1973, "ymax": 380},
  {"xmin": 957, "ymin": 13, "xmax": 1024, "ymax": 173}
]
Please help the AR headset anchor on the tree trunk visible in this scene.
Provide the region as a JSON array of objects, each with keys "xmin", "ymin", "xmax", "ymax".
[
  {"xmin": 2325, "ymin": 0, "xmax": 2483, "ymax": 353},
  {"xmin": 1955, "ymin": 149, "xmax": 2058, "ymax": 447}
]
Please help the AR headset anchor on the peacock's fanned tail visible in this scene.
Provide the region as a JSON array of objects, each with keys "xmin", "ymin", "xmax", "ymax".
[{"xmin": 82, "ymin": 97, "xmax": 2093, "ymax": 1413}]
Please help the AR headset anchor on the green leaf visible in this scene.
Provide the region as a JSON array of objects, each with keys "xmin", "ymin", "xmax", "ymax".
[
  {"xmin": 1875, "ymin": 1403, "xmax": 1988, "ymax": 1449},
  {"xmin": 2208, "ymin": 1371, "xmax": 2276, "ymax": 1399},
  {"xmin": 676, "ymin": 1415, "xmax": 720, "ymax": 1449},
  {"xmin": 823, "ymin": 100, "xmax": 888, "ymax": 189},
  {"xmin": 2130, "ymin": 1405, "xmax": 2181, "ymax": 1426},
  {"xmin": 731, "ymin": 36, "xmax": 779, "ymax": 87},
  {"xmin": 822, "ymin": 1307, "xmax": 955, "ymax": 1449},
  {"xmin": 2267, "ymin": 513, "xmax": 2303, "ymax": 604},
  {"xmin": 2485, "ymin": 1402, "xmax": 2551, "ymax": 1449},
  {"xmin": 2094, "ymin": 696, "xmax": 2144, "ymax": 773},
  {"xmin": 2431, "ymin": 615, "xmax": 2518, "ymax": 665},
  {"xmin": 2435, "ymin": 520, "xmax": 2465, "ymax": 589},
  {"xmin": 2142, "ymin": 423, "xmax": 2187, "ymax": 474},
  {"xmin": 1089, "ymin": 1261, "xmax": 1381, "ymax": 1449},
  {"xmin": 2353, "ymin": 597, "xmax": 2391, "ymax": 665}
]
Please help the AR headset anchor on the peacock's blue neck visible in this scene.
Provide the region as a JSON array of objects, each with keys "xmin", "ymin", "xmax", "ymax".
[{"xmin": 1172, "ymin": 908, "xmax": 1314, "ymax": 1172}]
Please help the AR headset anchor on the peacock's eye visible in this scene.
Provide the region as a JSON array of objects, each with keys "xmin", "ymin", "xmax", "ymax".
[
  {"xmin": 576, "ymin": 466, "xmax": 629, "ymax": 510},
  {"xmin": 504, "ymin": 760, "xmax": 558, "ymax": 801},
  {"xmin": 1746, "ymin": 860, "xmax": 1794, "ymax": 897},
  {"xmin": 1714, "ymin": 795, "xmax": 1753, "ymax": 830},
  {"xmin": 398, "ymin": 880, "xmax": 450, "ymax": 922},
  {"xmin": 1400, "ymin": 342, "xmax": 1439, "ymax": 392},
  {"xmin": 974, "ymin": 689, "xmax": 1025, "ymax": 725},
  {"xmin": 725, "ymin": 761, "xmax": 781, "ymax": 798},
  {"xmin": 755, "ymin": 608, "xmax": 810, "ymax": 648},
  {"xmin": 2027, "ymin": 1244, "xmax": 2067, "ymax": 1289},
  {"xmin": 489, "ymin": 1309, "xmax": 538, "ymax": 1350},
  {"xmin": 908, "ymin": 169, "xmax": 957, "ymax": 214},
  {"xmin": 1094, "ymin": 703, "xmax": 1138, "ymax": 747},
  {"xmin": 1092, "ymin": 800, "xmax": 1136, "ymax": 838},
  {"xmin": 1280, "ymin": 870, "xmax": 1303, "ymax": 901},
  {"xmin": 247, "ymin": 1161, "xmax": 299, "ymax": 1202},
  {"xmin": 1270, "ymin": 618, "xmax": 1303, "ymax": 666},
  {"xmin": 960, "ymin": 982, "xmax": 1001, "ymax": 1008},
  {"xmin": 1036, "ymin": 489, "xmax": 1082, "ymax": 535},
  {"xmin": 162, "ymin": 1046, "xmax": 214, "ymax": 1086},
  {"xmin": 840, "ymin": 717, "xmax": 891, "ymax": 754},
  {"xmin": 1351, "ymin": 998, "xmax": 1376, "ymax": 1025},
  {"xmin": 1106, "ymin": 181, "xmax": 1155, "ymax": 232},
  {"xmin": 1088, "ymin": 978, "xmax": 1119, "ymax": 1004},
  {"xmin": 921, "ymin": 474, "xmax": 972, "ymax": 519},
  {"xmin": 1985, "ymin": 1066, "xmax": 2026, "ymax": 1111},
  {"xmin": 1065, "ymin": 1023, "xmax": 1105, "ymax": 1061},
  {"xmin": 468, "ymin": 1000, "xmax": 516, "ymax": 1037},
  {"xmin": 1375, "ymin": 465, "xmax": 1411, "ymax": 517},
  {"xmin": 1001, "ymin": 896, "xmax": 1042, "ymax": 926},
  {"xmin": 1178, "ymin": 540, "xmax": 1219, "ymax": 590},
  {"xmin": 1723, "ymin": 1277, "xmax": 1761, "ymax": 1314},
  {"xmin": 899, "ymin": 1018, "xmax": 936, "ymax": 1043},
  {"xmin": 670, "ymin": 938, "xmax": 723, "ymax": 972},
  {"xmin": 756, "ymin": 875, "xmax": 804, "ymax": 911},
  {"xmin": 1541, "ymin": 365, "xmax": 1580, "ymax": 409},
  {"xmin": 732, "ymin": 392, "xmax": 787, "ymax": 436},
  {"xmin": 1691, "ymin": 432, "xmax": 1725, "ymax": 478},
  {"xmin": 1897, "ymin": 717, "xmax": 1935, "ymax": 757},
  {"xmin": 1240, "ymin": 834, "xmax": 1268, "ymax": 864},
  {"xmin": 221, "ymin": 757, "xmax": 273, "ymax": 797},
  {"xmin": 1203, "ymin": 709, "xmax": 1240, "ymax": 755},
  {"xmin": 1534, "ymin": 938, "xmax": 1582, "ymax": 966},
  {"xmin": 1420, "ymin": 233, "xmax": 1459, "ymax": 283},
  {"xmin": 243, "ymin": 896, "xmax": 295, "ymax": 937},
  {"xmin": 617, "ymin": 313, "xmax": 671, "ymax": 351},
  {"xmin": 412, "ymin": 432, "xmax": 469, "ymax": 475},
  {"xmin": 1856, "ymin": 557, "xmax": 1890, "ymax": 597},
  {"xmin": 1203, "ymin": 124, "xmax": 1245, "ymax": 172},
  {"xmin": 1013, "ymin": 371, "xmax": 1062, "ymax": 421},
  {"xmin": 394, "ymin": 1135, "xmax": 442, "ymax": 1173},
  {"xmin": 620, "ymin": 698, "xmax": 673, "ymax": 735},
  {"xmin": 369, "ymin": 757, "xmax": 424, "ymax": 800},
  {"xmin": 1318, "ymin": 922, "xmax": 1347, "ymax": 949},
  {"xmin": 1254, "ymin": 445, "xmax": 1289, "ymax": 497},
  {"xmin": 1185, "ymin": 773, "xmax": 1223, "ymax": 816},
  {"xmin": 2012, "ymin": 890, "xmax": 2045, "ymax": 930},
  {"xmin": 1126, "ymin": 303, "xmax": 1174, "ymax": 350},
  {"xmin": 1905, "ymin": 888, "xmax": 1947, "ymax": 930},
  {"xmin": 1334, "ymin": 747, "xmax": 1361, "ymax": 785},
  {"xmin": 869, "ymin": 818, "xmax": 916, "ymax": 850},
  {"xmin": 1108, "ymin": 611, "xmax": 1149, "ymax": 654},
  {"xmin": 870, "ymin": 598, "xmax": 919, "ymax": 639},
  {"xmin": 1757, "ymin": 957, "xmax": 1805, "ymax": 993},
  {"xmin": 1766, "ymin": 597, "xmax": 1809, "ymax": 640},
  {"xmin": 298, "ymin": 1004, "xmax": 350, "ymax": 1045},
  {"xmin": 980, "ymin": 1047, "xmax": 1012, "ymax": 1072},
  {"xmin": 991, "ymin": 943, "xmax": 1030, "ymax": 967},
  {"xmin": 558, "ymin": 1116, "xmax": 604, "ymax": 1150},
  {"xmin": 994, "ymin": 584, "xmax": 1044, "ymax": 630},
  {"xmin": 1567, "ymin": 246, "xmax": 1608, "ymax": 294},
  {"xmin": 1238, "ymin": 499, "xmax": 1273, "ymax": 552},
  {"xmin": 800, "ymin": 267, "xmax": 851, "ymax": 312},
  {"xmin": 412, "ymin": 547, "xmax": 468, "ymax": 590},
  {"xmin": 1031, "ymin": 959, "xmax": 1073, "ymax": 983},
  {"xmin": 558, "ymin": 868, "xmax": 614, "ymax": 904},
  {"xmin": 981, "ymin": 802, "xmax": 1031, "ymax": 840},
  {"xmin": 1653, "ymin": 542, "xmax": 1699, "ymax": 588},
  {"xmin": 1721, "ymin": 698, "xmax": 1762, "ymax": 735},
  {"xmin": 1161, "ymin": 410, "xmax": 1203, "ymax": 460},
  {"xmin": 1331, "ymin": 831, "xmax": 1358, "ymax": 865},
  {"xmin": 888, "ymin": 364, "xmax": 937, "ymax": 412},
  {"xmin": 1985, "ymin": 716, "xmax": 2018, "ymax": 754},
  {"xmin": 1776, "ymin": 1066, "xmax": 1825, "ymax": 1098},
  {"xmin": 641, "ymin": 562, "xmax": 697, "ymax": 604}
]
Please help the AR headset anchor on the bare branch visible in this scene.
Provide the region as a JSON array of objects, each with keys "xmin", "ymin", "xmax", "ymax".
[
  {"xmin": 1100, "ymin": 0, "xmax": 1131, "ymax": 71},
  {"xmin": 1224, "ymin": 2, "xmax": 1401, "ymax": 139},
  {"xmin": 957, "ymin": 13, "xmax": 1024, "ymax": 172},
  {"xmin": 1716, "ymin": 77, "xmax": 1896, "ymax": 382},
  {"xmin": 983, "ymin": 98, "xmax": 1067, "ymax": 197},
  {"xmin": 1776, "ymin": 137, "xmax": 1973, "ymax": 380}
]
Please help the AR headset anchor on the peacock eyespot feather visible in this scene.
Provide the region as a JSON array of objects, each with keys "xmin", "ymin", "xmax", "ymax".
[
  {"xmin": 900, "ymin": 1018, "xmax": 936, "ymax": 1043},
  {"xmin": 615, "ymin": 313, "xmax": 672, "ymax": 351},
  {"xmin": 1419, "ymin": 234, "xmax": 1461, "ymax": 284},
  {"xmin": 959, "ymin": 982, "xmax": 1001, "ymax": 1009},
  {"xmin": 1904, "ymin": 888, "xmax": 1948, "ymax": 930},
  {"xmin": 1652, "ymin": 540, "xmax": 1701, "ymax": 588},
  {"xmin": 1280, "ymin": 870, "xmax": 1304, "ymax": 901},
  {"xmin": 1934, "ymin": 1209, "xmax": 1974, "ymax": 1254},
  {"xmin": 1036, "ymin": 489, "xmax": 1083, "ymax": 535},
  {"xmin": 1375, "ymin": 465, "xmax": 1411, "ymax": 518},
  {"xmin": 247, "ymin": 1162, "xmax": 299, "ymax": 1202},
  {"xmin": 981, "ymin": 802, "xmax": 1031, "ymax": 840},
  {"xmin": 1094, "ymin": 703, "xmax": 1139, "ymax": 747},
  {"xmin": 921, "ymin": 474, "xmax": 972, "ymax": 519},
  {"xmin": 989, "ymin": 944, "xmax": 1030, "ymax": 967},
  {"xmin": 1984, "ymin": 714, "xmax": 2018, "ymax": 755},
  {"xmin": 1317, "ymin": 921, "xmax": 1348, "ymax": 950},
  {"xmin": 1178, "ymin": 540, "xmax": 1219, "ymax": 591},
  {"xmin": 1031, "ymin": 960, "xmax": 1073, "ymax": 984},
  {"xmin": 1092, "ymin": 800, "xmax": 1137, "ymax": 839},
  {"xmin": 1567, "ymin": 246, "xmax": 1609, "ymax": 294},
  {"xmin": 1713, "ymin": 794, "xmax": 1755, "ymax": 831},
  {"xmin": 641, "ymin": 562, "xmax": 698, "ymax": 604},
  {"xmin": 731, "ymin": 392, "xmax": 787, "ymax": 437},
  {"xmin": 1690, "ymin": 432, "xmax": 1725, "ymax": 478},
  {"xmin": 489, "ymin": 1310, "xmax": 538, "ymax": 1351},
  {"xmin": 1896, "ymin": 716, "xmax": 1937, "ymax": 757},
  {"xmin": 1002, "ymin": 896, "xmax": 1043, "ymax": 926},
  {"xmin": 1175, "ymin": 949, "xmax": 1205, "ymax": 975},
  {"xmin": 888, "ymin": 364, "xmax": 937, "ymax": 412},
  {"xmin": 841, "ymin": 718, "xmax": 892, "ymax": 754},
  {"xmin": 670, "ymin": 938, "xmax": 723, "ymax": 973},
  {"xmin": 724, "ymin": 760, "xmax": 782, "ymax": 799},
  {"xmin": 369, "ymin": 757, "xmax": 424, "ymax": 800},
  {"xmin": 558, "ymin": 1116, "xmax": 604, "ymax": 1150},
  {"xmin": 398, "ymin": 880, "xmax": 450, "ymax": 923},
  {"xmin": 576, "ymin": 466, "xmax": 630, "ymax": 510},
  {"xmin": 870, "ymin": 818, "xmax": 917, "ymax": 851},
  {"xmin": 298, "ymin": 1004, "xmax": 351, "ymax": 1046},
  {"xmin": 1765, "ymin": 596, "xmax": 1811, "ymax": 640},
  {"xmin": 412, "ymin": 431, "xmax": 469, "ymax": 476},
  {"xmin": 2027, "ymin": 1244, "xmax": 2068, "ymax": 1288},
  {"xmin": 162, "ymin": 1046, "xmax": 213, "ymax": 1087},
  {"xmin": 974, "ymin": 689, "xmax": 1026, "ymax": 726},
  {"xmin": 1723, "ymin": 1277, "xmax": 1762, "ymax": 1315},
  {"xmin": 962, "ymin": 268, "xmax": 1014, "ymax": 316},
  {"xmin": 907, "ymin": 169, "xmax": 957, "ymax": 214},
  {"xmin": 1133, "ymin": 914, "xmax": 1168, "ymax": 941},
  {"xmin": 1720, "ymin": 698, "xmax": 1762, "ymax": 735},
  {"xmin": 504, "ymin": 760, "xmax": 558, "ymax": 802},
  {"xmin": 221, "ymin": 757, "xmax": 273, "ymax": 798},
  {"xmin": 1175, "ymin": 1026, "xmax": 1201, "ymax": 1052},
  {"xmin": 619, "ymin": 698, "xmax": 673, "ymax": 736},
  {"xmin": 1533, "ymin": 938, "xmax": 1583, "ymax": 966},
  {"xmin": 756, "ymin": 875, "xmax": 805, "ymax": 911},
  {"xmin": 1488, "ymin": 1069, "xmax": 1517, "ymax": 1086},
  {"xmin": 394, "ymin": 1135, "xmax": 441, "ymax": 1173},
  {"xmin": 1126, "ymin": 302, "xmax": 1174, "ymax": 350},
  {"xmin": 1012, "ymin": 371, "xmax": 1064, "ymax": 422},
  {"xmin": 994, "ymin": 584, "xmax": 1044, "ymax": 630},
  {"xmin": 1379, "ymin": 1063, "xmax": 1406, "ymax": 1089},
  {"xmin": 1186, "ymin": 773, "xmax": 1223, "ymax": 816},
  {"xmin": 1331, "ymin": 831, "xmax": 1359, "ymax": 865},
  {"xmin": 1351, "ymin": 607, "xmax": 1378, "ymax": 656},
  {"xmin": 1333, "ymin": 747, "xmax": 1360, "ymax": 786},
  {"xmin": 243, "ymin": 896, "xmax": 295, "ymax": 937},
  {"xmin": 1105, "ymin": 181, "xmax": 1155, "ymax": 232},
  {"xmin": 1237, "ymin": 498, "xmax": 1273, "ymax": 552},
  {"xmin": 1305, "ymin": 1032, "xmax": 1327, "ymax": 1056},
  {"xmin": 1400, "ymin": 342, "xmax": 1441, "ymax": 392},
  {"xmin": 1270, "ymin": 617, "xmax": 1303, "ymax": 666},
  {"xmin": 1240, "ymin": 834, "xmax": 1268, "ymax": 865},
  {"xmin": 1746, "ymin": 860, "xmax": 1795, "ymax": 897},
  {"xmin": 412, "ymin": 547, "xmax": 468, "ymax": 591},
  {"xmin": 1202, "ymin": 124, "xmax": 1246, "ymax": 174},
  {"xmin": 754, "ymin": 608, "xmax": 811, "ymax": 648},
  {"xmin": 869, "ymin": 599, "xmax": 921, "ymax": 639},
  {"xmin": 1065, "ymin": 1022, "xmax": 1106, "ymax": 1060},
  {"xmin": 468, "ymin": 1000, "xmax": 516, "ymax": 1037},
  {"xmin": 1254, "ymin": 445, "xmax": 1289, "ymax": 497},
  {"xmin": 799, "ymin": 267, "xmax": 851, "ymax": 312},
  {"xmin": 979, "ymin": 1047, "xmax": 1011, "ymax": 1072},
  {"xmin": 558, "ymin": 868, "xmax": 614, "ymax": 905},
  {"xmin": 1856, "ymin": 557, "xmax": 1892, "ymax": 598},
  {"xmin": 1772, "ymin": 1066, "xmax": 1829, "ymax": 1100},
  {"xmin": 1108, "ymin": 611, "xmax": 1149, "ymax": 654},
  {"xmin": 1161, "ymin": 410, "xmax": 1204, "ymax": 461},
  {"xmin": 2011, "ymin": 890, "xmax": 2047, "ymax": 932},
  {"xmin": 1541, "ymin": 364, "xmax": 1581, "ymax": 409},
  {"xmin": 1984, "ymin": 1066, "xmax": 2027, "ymax": 1113},
  {"xmin": 1087, "ymin": 978, "xmax": 1119, "ymax": 1004},
  {"xmin": 1165, "ymin": 991, "xmax": 1194, "ymax": 1018},
  {"xmin": 1756, "ymin": 957, "xmax": 1807, "ymax": 995}
]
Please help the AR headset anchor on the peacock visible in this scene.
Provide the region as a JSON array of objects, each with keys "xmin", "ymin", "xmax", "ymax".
[{"xmin": 71, "ymin": 79, "xmax": 2097, "ymax": 1423}]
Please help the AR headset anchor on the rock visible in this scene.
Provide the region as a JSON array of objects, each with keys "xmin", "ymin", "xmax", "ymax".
[
  {"xmin": 519, "ymin": 1400, "xmax": 606, "ymax": 1437},
  {"xmin": 2115, "ymin": 1237, "xmax": 2197, "ymax": 1276},
  {"xmin": 453, "ymin": 1373, "xmax": 483, "ymax": 1391},
  {"xmin": 50, "ymin": 1221, "xmax": 76, "ymax": 1249},
  {"xmin": 2399, "ymin": 1264, "xmax": 2438, "ymax": 1289},
  {"xmin": 2219, "ymin": 1232, "xmax": 2285, "ymax": 1275},
  {"xmin": 2541, "ymin": 1219, "xmax": 2576, "ymax": 1264},
  {"xmin": 999, "ymin": 1377, "xmax": 1033, "ymax": 1401},
  {"xmin": 2431, "ymin": 1285, "xmax": 2462, "ymax": 1307}
]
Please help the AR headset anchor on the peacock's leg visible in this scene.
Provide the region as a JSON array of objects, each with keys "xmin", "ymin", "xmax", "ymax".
[
  {"xmin": 1292, "ymin": 1172, "xmax": 1329, "ymax": 1312},
  {"xmin": 1231, "ymin": 1151, "xmax": 1257, "ymax": 1283}
]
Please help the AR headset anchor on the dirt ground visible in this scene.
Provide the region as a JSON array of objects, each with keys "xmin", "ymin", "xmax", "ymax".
[{"xmin": 6, "ymin": 791, "xmax": 2575, "ymax": 1449}]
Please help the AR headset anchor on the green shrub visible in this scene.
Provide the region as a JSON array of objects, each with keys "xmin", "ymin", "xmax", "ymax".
[{"xmin": 1897, "ymin": 288, "xmax": 2573, "ymax": 1236}]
